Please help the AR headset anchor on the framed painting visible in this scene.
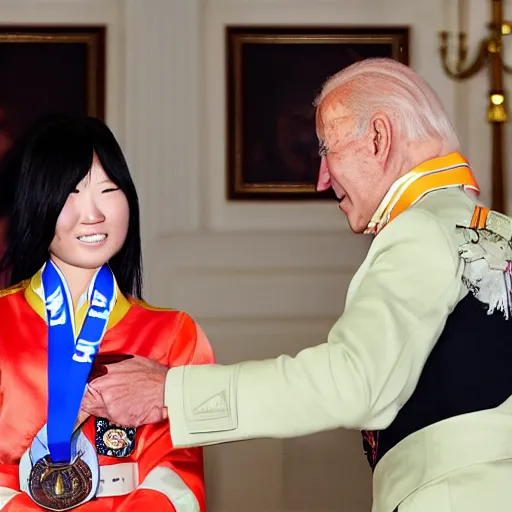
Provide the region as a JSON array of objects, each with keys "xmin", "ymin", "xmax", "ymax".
[
  {"xmin": 0, "ymin": 26, "xmax": 105, "ymax": 166},
  {"xmin": 226, "ymin": 26, "xmax": 409, "ymax": 200}
]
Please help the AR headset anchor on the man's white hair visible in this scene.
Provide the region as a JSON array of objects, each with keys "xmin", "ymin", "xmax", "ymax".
[{"xmin": 315, "ymin": 58, "xmax": 460, "ymax": 152}]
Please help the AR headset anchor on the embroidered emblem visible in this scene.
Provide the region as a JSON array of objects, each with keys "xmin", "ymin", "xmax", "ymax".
[
  {"xmin": 361, "ymin": 430, "xmax": 379, "ymax": 469},
  {"xmin": 457, "ymin": 206, "xmax": 512, "ymax": 319},
  {"xmin": 95, "ymin": 418, "xmax": 136, "ymax": 458},
  {"xmin": 193, "ymin": 392, "xmax": 228, "ymax": 415}
]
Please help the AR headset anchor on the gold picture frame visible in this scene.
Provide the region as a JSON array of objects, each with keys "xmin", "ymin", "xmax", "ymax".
[
  {"xmin": 0, "ymin": 26, "xmax": 105, "ymax": 164},
  {"xmin": 226, "ymin": 26, "xmax": 409, "ymax": 200}
]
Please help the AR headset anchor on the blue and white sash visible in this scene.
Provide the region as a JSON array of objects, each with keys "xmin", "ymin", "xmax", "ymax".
[{"xmin": 19, "ymin": 261, "xmax": 116, "ymax": 508}]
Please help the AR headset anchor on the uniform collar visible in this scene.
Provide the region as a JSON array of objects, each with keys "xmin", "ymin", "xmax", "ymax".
[
  {"xmin": 25, "ymin": 266, "xmax": 131, "ymax": 333},
  {"xmin": 365, "ymin": 152, "xmax": 479, "ymax": 235}
]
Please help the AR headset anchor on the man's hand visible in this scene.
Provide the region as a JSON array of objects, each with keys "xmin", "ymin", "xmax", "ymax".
[{"xmin": 81, "ymin": 355, "xmax": 169, "ymax": 428}]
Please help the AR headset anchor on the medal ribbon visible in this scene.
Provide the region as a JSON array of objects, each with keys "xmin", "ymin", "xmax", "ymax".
[
  {"xmin": 365, "ymin": 152, "xmax": 480, "ymax": 235},
  {"xmin": 43, "ymin": 261, "xmax": 115, "ymax": 463}
]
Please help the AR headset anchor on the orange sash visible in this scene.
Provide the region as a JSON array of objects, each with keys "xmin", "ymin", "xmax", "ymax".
[{"xmin": 365, "ymin": 152, "xmax": 480, "ymax": 235}]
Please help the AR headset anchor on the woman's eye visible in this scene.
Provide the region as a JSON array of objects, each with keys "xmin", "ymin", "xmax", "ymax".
[
  {"xmin": 102, "ymin": 187, "xmax": 119, "ymax": 194},
  {"xmin": 71, "ymin": 189, "xmax": 79, "ymax": 194}
]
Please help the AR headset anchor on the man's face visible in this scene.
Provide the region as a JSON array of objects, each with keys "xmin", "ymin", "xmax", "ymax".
[{"xmin": 316, "ymin": 97, "xmax": 389, "ymax": 233}]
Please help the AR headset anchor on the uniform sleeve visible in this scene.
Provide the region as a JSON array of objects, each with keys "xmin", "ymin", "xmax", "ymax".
[
  {"xmin": 164, "ymin": 209, "xmax": 464, "ymax": 447},
  {"xmin": 0, "ymin": 489, "xmax": 26, "ymax": 511},
  {"xmin": 0, "ymin": 470, "xmax": 40, "ymax": 511},
  {"xmin": 129, "ymin": 313, "xmax": 215, "ymax": 511}
]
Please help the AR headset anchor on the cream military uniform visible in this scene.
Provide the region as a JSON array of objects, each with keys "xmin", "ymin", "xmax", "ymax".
[{"xmin": 165, "ymin": 153, "xmax": 512, "ymax": 511}]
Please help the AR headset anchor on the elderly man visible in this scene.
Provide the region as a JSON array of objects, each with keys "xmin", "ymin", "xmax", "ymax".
[{"xmin": 82, "ymin": 58, "xmax": 512, "ymax": 511}]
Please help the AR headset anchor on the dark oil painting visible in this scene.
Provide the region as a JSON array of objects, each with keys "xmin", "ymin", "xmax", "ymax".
[{"xmin": 226, "ymin": 26, "xmax": 409, "ymax": 200}]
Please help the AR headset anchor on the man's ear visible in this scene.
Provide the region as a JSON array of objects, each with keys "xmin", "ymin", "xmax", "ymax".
[{"xmin": 371, "ymin": 114, "xmax": 392, "ymax": 164}]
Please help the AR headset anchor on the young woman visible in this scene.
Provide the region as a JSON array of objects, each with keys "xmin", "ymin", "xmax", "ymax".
[{"xmin": 0, "ymin": 116, "xmax": 214, "ymax": 511}]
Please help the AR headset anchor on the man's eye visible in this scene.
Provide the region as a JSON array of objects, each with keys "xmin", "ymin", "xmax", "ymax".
[{"xmin": 318, "ymin": 139, "xmax": 328, "ymax": 157}]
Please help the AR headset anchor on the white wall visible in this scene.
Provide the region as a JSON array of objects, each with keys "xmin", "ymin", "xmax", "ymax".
[{"xmin": 0, "ymin": 0, "xmax": 501, "ymax": 511}]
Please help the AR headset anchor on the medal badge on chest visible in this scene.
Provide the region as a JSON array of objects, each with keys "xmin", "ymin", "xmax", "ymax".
[
  {"xmin": 95, "ymin": 418, "xmax": 136, "ymax": 458},
  {"xmin": 19, "ymin": 261, "xmax": 116, "ymax": 510}
]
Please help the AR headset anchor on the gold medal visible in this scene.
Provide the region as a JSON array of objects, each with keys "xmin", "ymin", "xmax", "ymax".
[{"xmin": 28, "ymin": 455, "xmax": 93, "ymax": 511}]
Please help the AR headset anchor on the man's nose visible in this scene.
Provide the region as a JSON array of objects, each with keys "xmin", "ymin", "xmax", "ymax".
[{"xmin": 316, "ymin": 156, "xmax": 331, "ymax": 192}]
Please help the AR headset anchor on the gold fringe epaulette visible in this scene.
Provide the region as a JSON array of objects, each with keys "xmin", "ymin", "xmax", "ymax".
[
  {"xmin": 0, "ymin": 280, "xmax": 28, "ymax": 299},
  {"xmin": 130, "ymin": 297, "xmax": 176, "ymax": 313},
  {"xmin": 457, "ymin": 205, "xmax": 512, "ymax": 318}
]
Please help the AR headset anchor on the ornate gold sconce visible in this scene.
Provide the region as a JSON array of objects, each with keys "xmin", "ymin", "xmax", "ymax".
[{"xmin": 439, "ymin": 0, "xmax": 511, "ymax": 213}]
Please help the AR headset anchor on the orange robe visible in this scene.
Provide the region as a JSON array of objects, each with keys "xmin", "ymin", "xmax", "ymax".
[{"xmin": 0, "ymin": 272, "xmax": 214, "ymax": 511}]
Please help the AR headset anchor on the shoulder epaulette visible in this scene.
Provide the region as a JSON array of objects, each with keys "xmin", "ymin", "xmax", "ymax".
[
  {"xmin": 0, "ymin": 280, "xmax": 28, "ymax": 299},
  {"xmin": 130, "ymin": 297, "xmax": 177, "ymax": 313},
  {"xmin": 457, "ymin": 205, "xmax": 512, "ymax": 319}
]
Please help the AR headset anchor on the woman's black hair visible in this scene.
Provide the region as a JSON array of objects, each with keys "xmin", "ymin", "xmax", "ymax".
[{"xmin": 0, "ymin": 115, "xmax": 143, "ymax": 298}]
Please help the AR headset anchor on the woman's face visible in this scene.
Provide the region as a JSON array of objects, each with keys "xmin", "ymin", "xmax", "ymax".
[{"xmin": 49, "ymin": 154, "xmax": 130, "ymax": 273}]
